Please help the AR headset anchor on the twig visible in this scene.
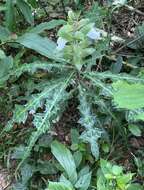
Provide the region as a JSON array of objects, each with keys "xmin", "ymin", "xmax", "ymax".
[{"xmin": 125, "ymin": 4, "xmax": 144, "ymax": 16}]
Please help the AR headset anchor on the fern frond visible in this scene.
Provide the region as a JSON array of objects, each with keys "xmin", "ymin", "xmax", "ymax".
[
  {"xmin": 78, "ymin": 86, "xmax": 102, "ymax": 159},
  {"xmin": 16, "ymin": 72, "xmax": 74, "ymax": 171}
]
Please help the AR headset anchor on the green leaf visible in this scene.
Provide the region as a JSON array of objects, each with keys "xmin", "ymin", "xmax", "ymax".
[
  {"xmin": 86, "ymin": 71, "xmax": 144, "ymax": 83},
  {"xmin": 5, "ymin": 0, "xmax": 15, "ymax": 31},
  {"xmin": 0, "ymin": 49, "xmax": 6, "ymax": 59},
  {"xmin": 12, "ymin": 146, "xmax": 27, "ymax": 159},
  {"xmin": 0, "ymin": 26, "xmax": 11, "ymax": 42},
  {"xmin": 0, "ymin": 56, "xmax": 13, "ymax": 85},
  {"xmin": 75, "ymin": 171, "xmax": 91, "ymax": 190},
  {"xmin": 113, "ymin": 81, "xmax": 144, "ymax": 109},
  {"xmin": 97, "ymin": 169, "xmax": 107, "ymax": 190},
  {"xmin": 17, "ymin": 33, "xmax": 58, "ymax": 60},
  {"xmin": 16, "ymin": 73, "xmax": 73, "ymax": 172},
  {"xmin": 73, "ymin": 151, "xmax": 82, "ymax": 167},
  {"xmin": 100, "ymin": 159, "xmax": 113, "ymax": 179},
  {"xmin": 47, "ymin": 182, "xmax": 73, "ymax": 190},
  {"xmin": 13, "ymin": 61, "xmax": 69, "ymax": 78},
  {"xmin": 51, "ymin": 141, "xmax": 77, "ymax": 184},
  {"xmin": 29, "ymin": 19, "xmax": 66, "ymax": 34},
  {"xmin": 36, "ymin": 160, "xmax": 57, "ymax": 175},
  {"xmin": 111, "ymin": 56, "xmax": 123, "ymax": 74},
  {"xmin": 78, "ymin": 86, "xmax": 102, "ymax": 159},
  {"xmin": 116, "ymin": 173, "xmax": 133, "ymax": 189},
  {"xmin": 112, "ymin": 165, "xmax": 123, "ymax": 175},
  {"xmin": 127, "ymin": 183, "xmax": 143, "ymax": 190},
  {"xmin": 16, "ymin": 0, "xmax": 34, "ymax": 24},
  {"xmin": 21, "ymin": 163, "xmax": 33, "ymax": 184},
  {"xmin": 71, "ymin": 129, "xmax": 79, "ymax": 144},
  {"xmin": 128, "ymin": 124, "xmax": 141, "ymax": 137},
  {"xmin": 126, "ymin": 109, "xmax": 144, "ymax": 122}
]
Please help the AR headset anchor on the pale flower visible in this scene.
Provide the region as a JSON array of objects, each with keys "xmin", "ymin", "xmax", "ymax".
[
  {"xmin": 87, "ymin": 28, "xmax": 101, "ymax": 40},
  {"xmin": 56, "ymin": 37, "xmax": 67, "ymax": 50}
]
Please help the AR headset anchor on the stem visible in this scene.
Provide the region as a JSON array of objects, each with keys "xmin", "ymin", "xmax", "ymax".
[{"xmin": 125, "ymin": 4, "xmax": 144, "ymax": 16}]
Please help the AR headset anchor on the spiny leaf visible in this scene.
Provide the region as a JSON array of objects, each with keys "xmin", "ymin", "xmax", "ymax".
[
  {"xmin": 16, "ymin": 73, "xmax": 74, "ymax": 171},
  {"xmin": 85, "ymin": 72, "xmax": 144, "ymax": 83},
  {"xmin": 78, "ymin": 86, "xmax": 102, "ymax": 159}
]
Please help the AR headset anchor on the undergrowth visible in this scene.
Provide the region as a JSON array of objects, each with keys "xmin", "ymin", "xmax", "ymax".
[{"xmin": 0, "ymin": 0, "xmax": 144, "ymax": 189}]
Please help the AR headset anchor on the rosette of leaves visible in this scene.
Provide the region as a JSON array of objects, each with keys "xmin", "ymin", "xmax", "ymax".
[{"xmin": 2, "ymin": 10, "xmax": 144, "ymax": 172}]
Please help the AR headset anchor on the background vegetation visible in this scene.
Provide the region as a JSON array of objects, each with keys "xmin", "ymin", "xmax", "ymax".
[{"xmin": 0, "ymin": 0, "xmax": 144, "ymax": 189}]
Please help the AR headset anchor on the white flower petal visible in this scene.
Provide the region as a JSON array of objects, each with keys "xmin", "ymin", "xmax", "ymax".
[
  {"xmin": 87, "ymin": 28, "xmax": 101, "ymax": 40},
  {"xmin": 56, "ymin": 37, "xmax": 67, "ymax": 50},
  {"xmin": 29, "ymin": 109, "xmax": 35, "ymax": 115}
]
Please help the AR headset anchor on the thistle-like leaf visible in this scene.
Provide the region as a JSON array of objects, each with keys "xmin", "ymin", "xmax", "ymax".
[
  {"xmin": 78, "ymin": 86, "xmax": 102, "ymax": 159},
  {"xmin": 85, "ymin": 71, "xmax": 144, "ymax": 83},
  {"xmin": 15, "ymin": 72, "xmax": 74, "ymax": 171}
]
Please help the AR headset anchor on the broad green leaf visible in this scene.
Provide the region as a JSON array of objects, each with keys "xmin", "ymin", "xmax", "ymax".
[
  {"xmin": 113, "ymin": 81, "xmax": 144, "ymax": 109},
  {"xmin": 100, "ymin": 159, "xmax": 113, "ymax": 179},
  {"xmin": 29, "ymin": 19, "xmax": 66, "ymax": 34},
  {"xmin": 0, "ymin": 49, "xmax": 6, "ymax": 59},
  {"xmin": 112, "ymin": 165, "xmax": 123, "ymax": 175},
  {"xmin": 47, "ymin": 182, "xmax": 73, "ymax": 190},
  {"xmin": 51, "ymin": 141, "xmax": 77, "ymax": 184},
  {"xmin": 127, "ymin": 184, "xmax": 143, "ymax": 190},
  {"xmin": 116, "ymin": 173, "xmax": 133, "ymax": 189},
  {"xmin": 17, "ymin": 33, "xmax": 57, "ymax": 60},
  {"xmin": 128, "ymin": 124, "xmax": 141, "ymax": 137},
  {"xmin": 73, "ymin": 151, "xmax": 82, "ymax": 167},
  {"xmin": 16, "ymin": 0, "xmax": 34, "ymax": 24},
  {"xmin": 5, "ymin": 0, "xmax": 15, "ymax": 31},
  {"xmin": 60, "ymin": 175, "xmax": 73, "ymax": 189},
  {"xmin": 0, "ymin": 56, "xmax": 13, "ymax": 85},
  {"xmin": 0, "ymin": 26, "xmax": 11, "ymax": 42},
  {"xmin": 75, "ymin": 172, "xmax": 91, "ymax": 190},
  {"xmin": 97, "ymin": 170, "xmax": 107, "ymax": 190}
]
